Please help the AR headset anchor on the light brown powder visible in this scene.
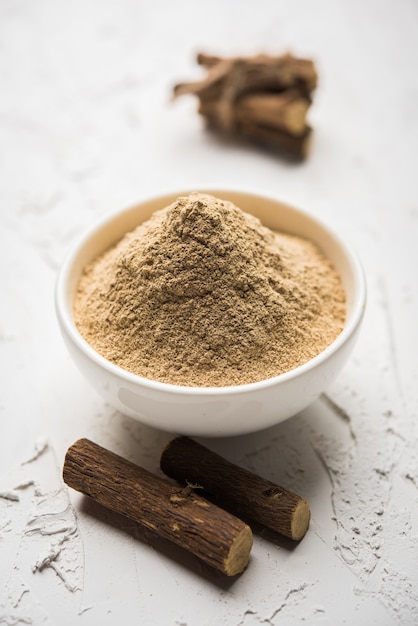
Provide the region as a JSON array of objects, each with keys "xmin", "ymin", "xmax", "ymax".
[{"xmin": 74, "ymin": 193, "xmax": 346, "ymax": 387}]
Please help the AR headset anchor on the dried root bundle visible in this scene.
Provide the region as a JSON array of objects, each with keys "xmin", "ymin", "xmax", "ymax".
[{"xmin": 173, "ymin": 52, "xmax": 318, "ymax": 159}]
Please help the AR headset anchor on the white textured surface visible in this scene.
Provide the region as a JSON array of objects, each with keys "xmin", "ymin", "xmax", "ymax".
[{"xmin": 1, "ymin": 1, "xmax": 418, "ymax": 624}]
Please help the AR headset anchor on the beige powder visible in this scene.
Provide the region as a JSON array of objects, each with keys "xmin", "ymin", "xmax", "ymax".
[{"xmin": 74, "ymin": 193, "xmax": 346, "ymax": 387}]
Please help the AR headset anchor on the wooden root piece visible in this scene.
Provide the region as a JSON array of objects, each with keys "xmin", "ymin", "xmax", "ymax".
[
  {"xmin": 160, "ymin": 437, "xmax": 310, "ymax": 541},
  {"xmin": 235, "ymin": 92, "xmax": 310, "ymax": 136},
  {"xmin": 63, "ymin": 438, "xmax": 252, "ymax": 576},
  {"xmin": 173, "ymin": 52, "xmax": 317, "ymax": 158}
]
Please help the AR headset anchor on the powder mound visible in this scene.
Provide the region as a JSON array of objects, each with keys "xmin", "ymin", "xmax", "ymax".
[{"xmin": 74, "ymin": 193, "xmax": 346, "ymax": 386}]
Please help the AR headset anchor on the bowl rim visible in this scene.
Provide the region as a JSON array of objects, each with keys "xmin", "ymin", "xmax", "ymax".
[{"xmin": 55, "ymin": 188, "xmax": 367, "ymax": 396}]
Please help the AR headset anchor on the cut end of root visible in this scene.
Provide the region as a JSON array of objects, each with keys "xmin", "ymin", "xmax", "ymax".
[
  {"xmin": 291, "ymin": 498, "xmax": 311, "ymax": 541},
  {"xmin": 224, "ymin": 524, "xmax": 253, "ymax": 576}
]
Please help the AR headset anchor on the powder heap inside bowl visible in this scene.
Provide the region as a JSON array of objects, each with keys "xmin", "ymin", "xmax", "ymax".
[{"xmin": 74, "ymin": 193, "xmax": 346, "ymax": 386}]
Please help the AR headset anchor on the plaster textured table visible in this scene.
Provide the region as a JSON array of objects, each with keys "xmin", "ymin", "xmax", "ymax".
[{"xmin": 1, "ymin": 1, "xmax": 417, "ymax": 624}]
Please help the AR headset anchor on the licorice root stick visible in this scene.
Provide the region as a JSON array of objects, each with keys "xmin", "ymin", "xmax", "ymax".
[
  {"xmin": 160, "ymin": 437, "xmax": 310, "ymax": 541},
  {"xmin": 63, "ymin": 439, "xmax": 252, "ymax": 576}
]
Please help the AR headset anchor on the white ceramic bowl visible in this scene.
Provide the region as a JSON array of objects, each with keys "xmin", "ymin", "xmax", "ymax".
[{"xmin": 55, "ymin": 190, "xmax": 366, "ymax": 437}]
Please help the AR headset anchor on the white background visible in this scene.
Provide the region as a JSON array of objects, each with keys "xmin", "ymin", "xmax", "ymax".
[{"xmin": 1, "ymin": 1, "xmax": 417, "ymax": 624}]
